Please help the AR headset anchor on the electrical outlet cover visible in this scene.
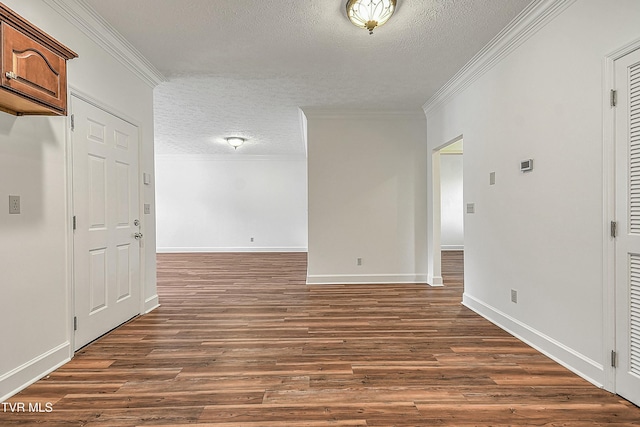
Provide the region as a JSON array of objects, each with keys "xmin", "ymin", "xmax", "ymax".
[{"xmin": 9, "ymin": 195, "xmax": 20, "ymax": 214}]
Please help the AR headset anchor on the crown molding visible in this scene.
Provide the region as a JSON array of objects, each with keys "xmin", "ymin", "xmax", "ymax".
[
  {"xmin": 302, "ymin": 108, "xmax": 426, "ymax": 119},
  {"xmin": 422, "ymin": 0, "xmax": 577, "ymax": 116},
  {"xmin": 44, "ymin": 0, "xmax": 165, "ymax": 88}
]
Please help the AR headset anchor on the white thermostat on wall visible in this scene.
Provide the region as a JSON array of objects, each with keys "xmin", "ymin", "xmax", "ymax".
[{"xmin": 520, "ymin": 159, "xmax": 534, "ymax": 172}]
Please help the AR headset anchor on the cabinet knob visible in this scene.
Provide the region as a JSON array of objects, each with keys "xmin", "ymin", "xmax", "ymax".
[{"xmin": 5, "ymin": 71, "xmax": 16, "ymax": 80}]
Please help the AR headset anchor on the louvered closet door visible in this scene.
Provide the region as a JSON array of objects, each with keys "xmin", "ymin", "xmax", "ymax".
[{"xmin": 615, "ymin": 47, "xmax": 640, "ymax": 407}]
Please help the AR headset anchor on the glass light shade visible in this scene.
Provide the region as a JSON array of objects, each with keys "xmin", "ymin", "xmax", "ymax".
[
  {"xmin": 346, "ymin": 0, "xmax": 396, "ymax": 34},
  {"xmin": 226, "ymin": 137, "xmax": 245, "ymax": 149}
]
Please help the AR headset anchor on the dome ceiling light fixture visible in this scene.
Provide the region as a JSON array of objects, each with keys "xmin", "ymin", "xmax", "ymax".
[
  {"xmin": 226, "ymin": 137, "xmax": 245, "ymax": 150},
  {"xmin": 346, "ymin": 0, "xmax": 397, "ymax": 35}
]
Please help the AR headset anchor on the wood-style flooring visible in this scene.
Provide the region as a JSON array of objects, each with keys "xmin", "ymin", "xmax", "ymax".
[{"xmin": 2, "ymin": 251, "xmax": 639, "ymax": 426}]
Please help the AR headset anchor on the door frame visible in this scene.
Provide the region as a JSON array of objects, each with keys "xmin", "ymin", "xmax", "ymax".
[
  {"xmin": 429, "ymin": 134, "xmax": 463, "ymax": 287},
  {"xmin": 66, "ymin": 87, "xmax": 146, "ymax": 354},
  {"xmin": 603, "ymin": 37, "xmax": 640, "ymax": 394}
]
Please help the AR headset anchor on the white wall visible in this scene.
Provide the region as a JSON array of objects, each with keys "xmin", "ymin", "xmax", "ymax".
[
  {"xmin": 0, "ymin": 0, "xmax": 156, "ymax": 400},
  {"xmin": 440, "ymin": 153, "xmax": 464, "ymax": 249},
  {"xmin": 305, "ymin": 111, "xmax": 427, "ymax": 284},
  {"xmin": 425, "ymin": 0, "xmax": 640, "ymax": 388},
  {"xmin": 156, "ymin": 155, "xmax": 308, "ymax": 252}
]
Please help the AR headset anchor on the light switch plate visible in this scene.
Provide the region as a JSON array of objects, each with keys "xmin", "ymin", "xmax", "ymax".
[
  {"xmin": 466, "ymin": 203, "xmax": 475, "ymax": 214},
  {"xmin": 144, "ymin": 203, "xmax": 151, "ymax": 214}
]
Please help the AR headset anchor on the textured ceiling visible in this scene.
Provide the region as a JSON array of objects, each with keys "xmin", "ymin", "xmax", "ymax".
[{"xmin": 83, "ymin": 0, "xmax": 533, "ymax": 156}]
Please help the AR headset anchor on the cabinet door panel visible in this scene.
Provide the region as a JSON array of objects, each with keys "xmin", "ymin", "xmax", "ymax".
[{"xmin": 2, "ymin": 22, "xmax": 66, "ymax": 112}]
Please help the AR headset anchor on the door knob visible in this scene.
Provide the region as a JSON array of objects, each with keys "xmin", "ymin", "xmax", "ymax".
[{"xmin": 134, "ymin": 232, "xmax": 143, "ymax": 240}]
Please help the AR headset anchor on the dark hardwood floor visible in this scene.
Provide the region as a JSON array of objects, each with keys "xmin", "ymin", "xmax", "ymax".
[{"xmin": 2, "ymin": 251, "xmax": 639, "ymax": 426}]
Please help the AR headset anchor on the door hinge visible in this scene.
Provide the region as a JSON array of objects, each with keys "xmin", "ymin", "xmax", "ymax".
[
  {"xmin": 611, "ymin": 350, "xmax": 617, "ymax": 368},
  {"xmin": 611, "ymin": 89, "xmax": 617, "ymax": 107},
  {"xmin": 73, "ymin": 215, "xmax": 76, "ymax": 231},
  {"xmin": 70, "ymin": 114, "xmax": 75, "ymax": 131},
  {"xmin": 73, "ymin": 316, "xmax": 78, "ymax": 331},
  {"xmin": 611, "ymin": 221, "xmax": 618, "ymax": 238}
]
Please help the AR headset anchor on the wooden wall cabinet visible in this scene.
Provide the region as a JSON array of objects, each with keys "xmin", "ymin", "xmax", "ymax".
[{"xmin": 0, "ymin": 3, "xmax": 77, "ymax": 116}]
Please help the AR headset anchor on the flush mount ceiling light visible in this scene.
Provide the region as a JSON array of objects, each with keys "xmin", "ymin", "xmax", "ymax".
[
  {"xmin": 346, "ymin": 0, "xmax": 396, "ymax": 35},
  {"xmin": 226, "ymin": 137, "xmax": 245, "ymax": 150}
]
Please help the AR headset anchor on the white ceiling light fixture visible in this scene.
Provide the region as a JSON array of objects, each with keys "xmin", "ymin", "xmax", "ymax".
[
  {"xmin": 346, "ymin": 0, "xmax": 397, "ymax": 35},
  {"xmin": 226, "ymin": 137, "xmax": 245, "ymax": 150}
]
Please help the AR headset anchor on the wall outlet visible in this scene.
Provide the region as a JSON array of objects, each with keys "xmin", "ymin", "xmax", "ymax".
[
  {"xmin": 357, "ymin": 257, "xmax": 362, "ymax": 266},
  {"xmin": 250, "ymin": 237, "xmax": 254, "ymax": 242},
  {"xmin": 9, "ymin": 195, "xmax": 20, "ymax": 214},
  {"xmin": 511, "ymin": 289, "xmax": 518, "ymax": 303}
]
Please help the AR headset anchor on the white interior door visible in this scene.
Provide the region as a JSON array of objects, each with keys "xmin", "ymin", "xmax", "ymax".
[
  {"xmin": 614, "ymin": 47, "xmax": 640, "ymax": 407},
  {"xmin": 72, "ymin": 96, "xmax": 141, "ymax": 350}
]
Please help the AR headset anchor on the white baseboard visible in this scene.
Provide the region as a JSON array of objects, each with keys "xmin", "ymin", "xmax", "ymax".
[
  {"xmin": 0, "ymin": 342, "xmax": 71, "ymax": 402},
  {"xmin": 306, "ymin": 273, "xmax": 427, "ymax": 285},
  {"xmin": 441, "ymin": 245, "xmax": 464, "ymax": 251},
  {"xmin": 157, "ymin": 246, "xmax": 307, "ymax": 253},
  {"xmin": 427, "ymin": 274, "xmax": 444, "ymax": 287},
  {"xmin": 462, "ymin": 293, "xmax": 604, "ymax": 388},
  {"xmin": 144, "ymin": 294, "xmax": 160, "ymax": 314}
]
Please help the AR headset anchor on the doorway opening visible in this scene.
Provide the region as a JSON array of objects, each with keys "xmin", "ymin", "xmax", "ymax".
[{"xmin": 430, "ymin": 137, "xmax": 463, "ymax": 287}]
